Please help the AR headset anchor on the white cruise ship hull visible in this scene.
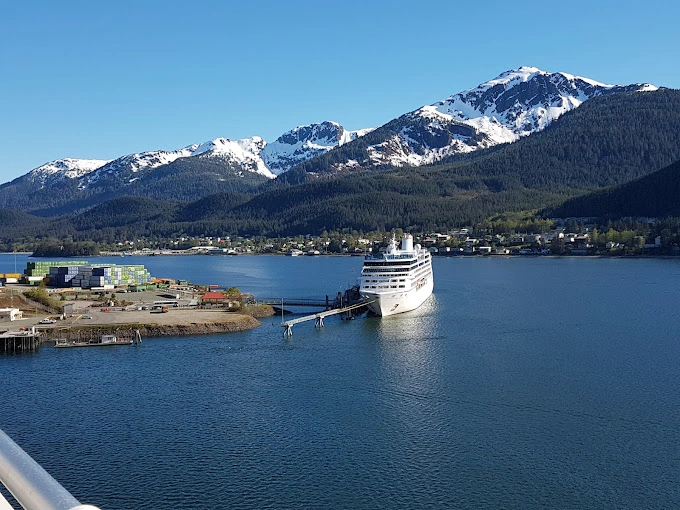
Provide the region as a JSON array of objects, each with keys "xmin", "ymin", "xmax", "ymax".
[{"xmin": 362, "ymin": 277, "xmax": 433, "ymax": 317}]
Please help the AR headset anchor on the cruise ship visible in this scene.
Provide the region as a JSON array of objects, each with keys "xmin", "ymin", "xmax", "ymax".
[{"xmin": 359, "ymin": 234, "xmax": 433, "ymax": 316}]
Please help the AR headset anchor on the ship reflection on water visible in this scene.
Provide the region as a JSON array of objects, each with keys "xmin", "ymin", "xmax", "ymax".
[
  {"xmin": 362, "ymin": 293, "xmax": 443, "ymax": 377},
  {"xmin": 370, "ymin": 293, "xmax": 441, "ymax": 340}
]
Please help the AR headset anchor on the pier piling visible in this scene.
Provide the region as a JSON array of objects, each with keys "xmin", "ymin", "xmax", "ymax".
[
  {"xmin": 281, "ymin": 300, "xmax": 373, "ymax": 337},
  {"xmin": 0, "ymin": 328, "xmax": 40, "ymax": 354}
]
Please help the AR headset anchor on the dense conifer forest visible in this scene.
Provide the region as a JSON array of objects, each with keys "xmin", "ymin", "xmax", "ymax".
[{"xmin": 547, "ymin": 159, "xmax": 680, "ymax": 218}]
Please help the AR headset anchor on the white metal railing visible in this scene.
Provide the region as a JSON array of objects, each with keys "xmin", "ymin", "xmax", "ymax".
[{"xmin": 0, "ymin": 428, "xmax": 100, "ymax": 510}]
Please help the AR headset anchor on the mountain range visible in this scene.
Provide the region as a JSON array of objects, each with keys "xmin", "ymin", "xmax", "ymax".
[
  {"xmin": 20, "ymin": 120, "xmax": 371, "ymax": 191},
  {"xmin": 3, "ymin": 66, "xmax": 680, "ymax": 241},
  {"xmin": 0, "ymin": 66, "xmax": 657, "ymax": 214}
]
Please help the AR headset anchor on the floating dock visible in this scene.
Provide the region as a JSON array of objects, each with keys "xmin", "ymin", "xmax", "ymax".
[{"xmin": 54, "ymin": 329, "xmax": 142, "ymax": 348}]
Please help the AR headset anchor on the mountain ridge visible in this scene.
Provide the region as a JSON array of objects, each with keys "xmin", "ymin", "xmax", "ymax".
[
  {"xmin": 11, "ymin": 66, "xmax": 656, "ymax": 185},
  {"xmin": 5, "ymin": 88, "xmax": 680, "ymax": 241},
  {"xmin": 0, "ymin": 66, "xmax": 663, "ymax": 217},
  {"xmin": 297, "ymin": 66, "xmax": 657, "ymax": 173}
]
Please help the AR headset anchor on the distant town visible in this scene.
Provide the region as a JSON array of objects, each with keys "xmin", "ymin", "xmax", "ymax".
[{"xmin": 79, "ymin": 217, "xmax": 678, "ymax": 258}]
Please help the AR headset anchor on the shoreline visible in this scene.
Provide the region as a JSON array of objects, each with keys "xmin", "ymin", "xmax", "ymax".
[
  {"xmin": 35, "ymin": 306, "xmax": 276, "ymax": 342},
  {"xmin": 39, "ymin": 317, "xmax": 262, "ymax": 342},
  {"xmin": 8, "ymin": 251, "xmax": 679, "ymax": 259}
]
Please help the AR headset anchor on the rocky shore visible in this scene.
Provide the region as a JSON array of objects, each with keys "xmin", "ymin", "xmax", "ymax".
[
  {"xmin": 38, "ymin": 305, "xmax": 275, "ymax": 342},
  {"xmin": 41, "ymin": 317, "xmax": 261, "ymax": 341}
]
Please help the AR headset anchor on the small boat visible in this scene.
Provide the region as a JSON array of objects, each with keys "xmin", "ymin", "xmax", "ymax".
[{"xmin": 55, "ymin": 331, "xmax": 141, "ymax": 348}]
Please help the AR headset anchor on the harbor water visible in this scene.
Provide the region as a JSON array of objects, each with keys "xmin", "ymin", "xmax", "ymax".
[{"xmin": 1, "ymin": 254, "xmax": 679, "ymax": 509}]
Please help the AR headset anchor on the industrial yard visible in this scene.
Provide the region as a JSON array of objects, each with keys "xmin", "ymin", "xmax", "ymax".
[
  {"xmin": 0, "ymin": 259, "xmax": 274, "ymax": 350},
  {"xmin": 0, "ymin": 285, "xmax": 272, "ymax": 352}
]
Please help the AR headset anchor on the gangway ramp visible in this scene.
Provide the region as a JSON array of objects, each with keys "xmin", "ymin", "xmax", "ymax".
[
  {"xmin": 259, "ymin": 297, "xmax": 329, "ymax": 308},
  {"xmin": 281, "ymin": 300, "xmax": 374, "ymax": 337}
]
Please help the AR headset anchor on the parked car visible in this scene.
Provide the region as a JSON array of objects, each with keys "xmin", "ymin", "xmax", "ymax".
[{"xmin": 39, "ymin": 318, "xmax": 56, "ymax": 324}]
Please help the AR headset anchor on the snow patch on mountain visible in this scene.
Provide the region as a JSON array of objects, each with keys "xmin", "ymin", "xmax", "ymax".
[
  {"xmin": 261, "ymin": 121, "xmax": 374, "ymax": 175},
  {"xmin": 366, "ymin": 134, "xmax": 478, "ymax": 168},
  {"xmin": 78, "ymin": 146, "xmax": 201, "ymax": 188},
  {"xmin": 192, "ymin": 137, "xmax": 275, "ymax": 178},
  {"xmin": 29, "ymin": 158, "xmax": 111, "ymax": 185}
]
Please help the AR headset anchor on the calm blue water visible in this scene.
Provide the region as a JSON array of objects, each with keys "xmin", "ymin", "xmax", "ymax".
[{"xmin": 1, "ymin": 254, "xmax": 679, "ymax": 509}]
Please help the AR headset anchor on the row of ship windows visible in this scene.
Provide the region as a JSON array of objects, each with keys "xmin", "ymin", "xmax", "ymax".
[
  {"xmin": 363, "ymin": 274, "xmax": 429, "ymax": 283},
  {"xmin": 362, "ymin": 272, "xmax": 409, "ymax": 278},
  {"xmin": 363, "ymin": 285, "xmax": 406, "ymax": 289},
  {"xmin": 365, "ymin": 259, "xmax": 429, "ymax": 270},
  {"xmin": 362, "ymin": 270, "xmax": 429, "ymax": 280},
  {"xmin": 363, "ymin": 267, "xmax": 412, "ymax": 273},
  {"xmin": 363, "ymin": 263, "xmax": 428, "ymax": 274},
  {"xmin": 364, "ymin": 261, "xmax": 415, "ymax": 268},
  {"xmin": 364, "ymin": 255, "xmax": 429, "ymax": 268},
  {"xmin": 380, "ymin": 275, "xmax": 406, "ymax": 278}
]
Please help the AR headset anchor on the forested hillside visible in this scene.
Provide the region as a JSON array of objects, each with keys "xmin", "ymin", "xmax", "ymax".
[
  {"xmin": 111, "ymin": 156, "xmax": 269, "ymax": 201},
  {"xmin": 201, "ymin": 171, "xmax": 559, "ymax": 235},
  {"xmin": 547, "ymin": 159, "xmax": 680, "ymax": 218},
  {"xmin": 0, "ymin": 209, "xmax": 45, "ymax": 232},
  {"xmin": 433, "ymin": 89, "xmax": 680, "ymax": 189}
]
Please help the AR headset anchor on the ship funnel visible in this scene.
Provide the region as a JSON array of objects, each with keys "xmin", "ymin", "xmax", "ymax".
[{"xmin": 401, "ymin": 234, "xmax": 414, "ymax": 251}]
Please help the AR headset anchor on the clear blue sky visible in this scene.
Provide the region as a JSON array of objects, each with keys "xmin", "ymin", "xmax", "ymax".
[{"xmin": 1, "ymin": 0, "xmax": 678, "ymax": 182}]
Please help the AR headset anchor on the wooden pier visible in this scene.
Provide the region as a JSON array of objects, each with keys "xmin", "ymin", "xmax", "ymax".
[
  {"xmin": 281, "ymin": 300, "xmax": 374, "ymax": 337},
  {"xmin": 0, "ymin": 327, "xmax": 40, "ymax": 353}
]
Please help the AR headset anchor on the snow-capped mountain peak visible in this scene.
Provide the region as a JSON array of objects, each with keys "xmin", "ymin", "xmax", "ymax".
[
  {"xmin": 261, "ymin": 121, "xmax": 374, "ymax": 175},
  {"xmin": 23, "ymin": 120, "xmax": 375, "ymax": 185},
  {"xmin": 356, "ymin": 67, "xmax": 657, "ymax": 169},
  {"xmin": 483, "ymin": 66, "xmax": 545, "ymax": 87},
  {"xmin": 192, "ymin": 136, "xmax": 265, "ymax": 157},
  {"xmin": 427, "ymin": 66, "xmax": 658, "ymax": 141},
  {"xmin": 28, "ymin": 158, "xmax": 111, "ymax": 185},
  {"xmin": 116, "ymin": 147, "xmax": 197, "ymax": 172},
  {"xmin": 191, "ymin": 136, "xmax": 274, "ymax": 178},
  {"xmin": 75, "ymin": 146, "xmax": 202, "ymax": 189}
]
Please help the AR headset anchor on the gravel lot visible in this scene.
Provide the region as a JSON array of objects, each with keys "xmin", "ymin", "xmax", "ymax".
[{"xmin": 1, "ymin": 288, "xmax": 250, "ymax": 330}]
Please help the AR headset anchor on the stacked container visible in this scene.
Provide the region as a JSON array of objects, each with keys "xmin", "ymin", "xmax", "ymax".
[
  {"xmin": 47, "ymin": 265, "xmax": 82, "ymax": 287},
  {"xmin": 70, "ymin": 265, "xmax": 152, "ymax": 289},
  {"xmin": 24, "ymin": 261, "xmax": 88, "ymax": 278},
  {"xmin": 23, "ymin": 262, "xmax": 152, "ymax": 289}
]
